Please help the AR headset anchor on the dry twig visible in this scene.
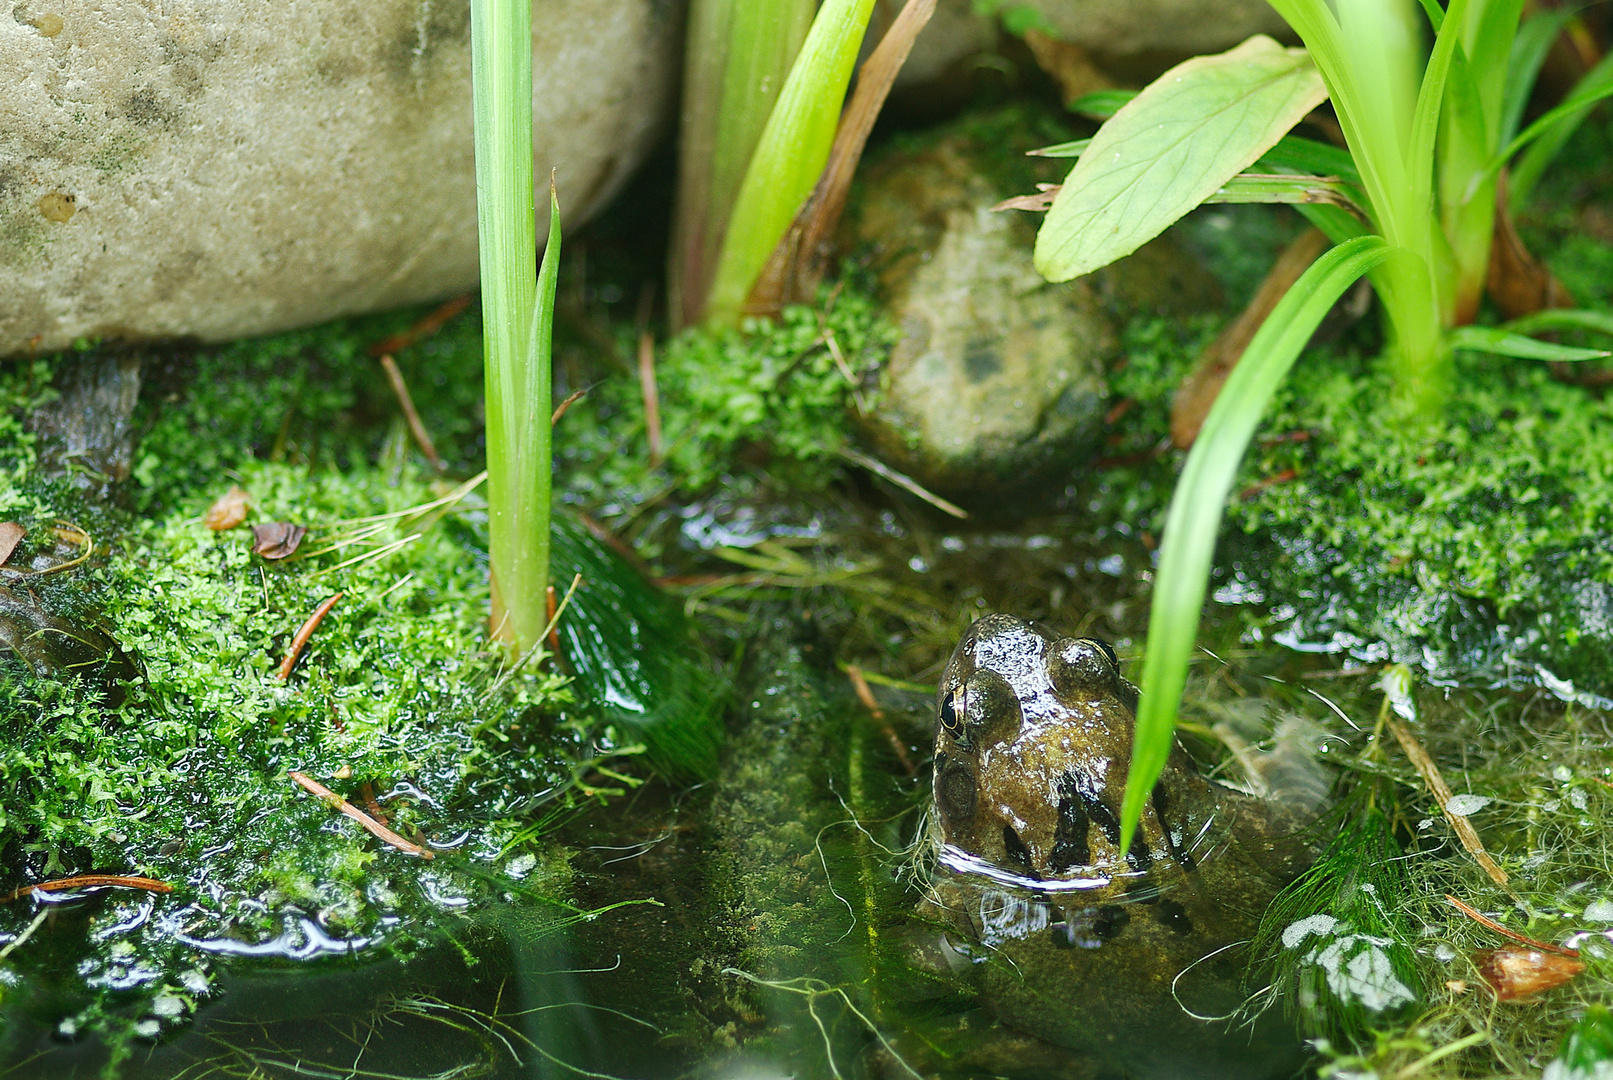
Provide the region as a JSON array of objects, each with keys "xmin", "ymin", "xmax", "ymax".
[
  {"xmin": 1387, "ymin": 717, "xmax": 1510, "ymax": 889},
  {"xmin": 746, "ymin": 0, "xmax": 937, "ymax": 314},
  {"xmin": 2, "ymin": 874, "xmax": 173, "ymax": 903},
  {"xmin": 551, "ymin": 388, "xmax": 587, "ymax": 425},
  {"xmin": 378, "ymin": 354, "xmax": 444, "ymax": 471},
  {"xmin": 1445, "ymin": 894, "xmax": 1577, "ymax": 956},
  {"xmin": 278, "ymin": 592, "xmax": 343, "ymax": 681},
  {"xmin": 368, "ymin": 294, "xmax": 473, "ymax": 357},
  {"xmin": 287, "ymin": 771, "xmax": 433, "ymax": 858},
  {"xmin": 846, "ymin": 664, "xmax": 916, "ymax": 776}
]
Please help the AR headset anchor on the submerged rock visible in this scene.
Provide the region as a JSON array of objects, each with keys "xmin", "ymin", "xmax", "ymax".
[
  {"xmin": 0, "ymin": 0, "xmax": 681, "ymax": 357},
  {"xmin": 848, "ymin": 109, "xmax": 1219, "ymax": 508}
]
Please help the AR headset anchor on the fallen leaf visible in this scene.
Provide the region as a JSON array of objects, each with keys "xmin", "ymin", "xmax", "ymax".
[
  {"xmin": 1476, "ymin": 947, "xmax": 1584, "ymax": 1000},
  {"xmin": 0, "ymin": 522, "xmax": 23, "ymax": 567},
  {"xmin": 204, "ymin": 486, "xmax": 251, "ymax": 531},
  {"xmin": 252, "ymin": 522, "xmax": 307, "ymax": 560}
]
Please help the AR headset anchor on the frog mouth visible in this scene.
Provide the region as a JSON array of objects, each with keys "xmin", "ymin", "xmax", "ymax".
[{"xmin": 935, "ymin": 842, "xmax": 1131, "ymax": 893}]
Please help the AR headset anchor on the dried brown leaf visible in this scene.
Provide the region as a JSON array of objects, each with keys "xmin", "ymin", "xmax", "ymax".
[
  {"xmin": 204, "ymin": 486, "xmax": 251, "ymax": 531},
  {"xmin": 0, "ymin": 522, "xmax": 23, "ymax": 567},
  {"xmin": 252, "ymin": 522, "xmax": 307, "ymax": 560},
  {"xmin": 993, "ymin": 186, "xmax": 1061, "ymax": 213},
  {"xmin": 1475, "ymin": 947, "xmax": 1584, "ymax": 1001}
]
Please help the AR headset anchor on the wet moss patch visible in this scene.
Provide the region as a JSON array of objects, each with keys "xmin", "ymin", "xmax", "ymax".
[{"xmin": 0, "ymin": 326, "xmax": 627, "ymax": 1054}]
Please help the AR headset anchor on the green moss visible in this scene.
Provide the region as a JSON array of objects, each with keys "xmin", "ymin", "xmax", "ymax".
[
  {"xmin": 1221, "ymin": 345, "xmax": 1613, "ymax": 697},
  {"xmin": 0, "ymin": 324, "xmax": 631, "ymax": 1046},
  {"xmin": 557, "ymin": 282, "xmax": 896, "ymax": 508}
]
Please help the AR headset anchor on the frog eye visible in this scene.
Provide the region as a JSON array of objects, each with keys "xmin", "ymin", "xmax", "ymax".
[
  {"xmin": 1046, "ymin": 637, "xmax": 1120, "ymax": 698},
  {"xmin": 938, "ymin": 688, "xmax": 963, "ymax": 737},
  {"xmin": 959, "ymin": 668, "xmax": 1022, "ymax": 746}
]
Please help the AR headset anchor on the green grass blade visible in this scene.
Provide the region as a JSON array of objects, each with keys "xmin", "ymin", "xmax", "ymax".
[
  {"xmin": 1407, "ymin": 0, "xmax": 1470, "ymax": 237},
  {"xmin": 1501, "ymin": 8, "xmax": 1575, "ymax": 146},
  {"xmin": 1501, "ymin": 307, "xmax": 1613, "ymax": 337},
  {"xmin": 1034, "ymin": 35, "xmax": 1328, "ymax": 283},
  {"xmin": 1448, "ymin": 325, "xmax": 1611, "ymax": 361},
  {"xmin": 1118, "ymin": 236, "xmax": 1396, "ymax": 856},
  {"xmin": 1507, "ymin": 48, "xmax": 1613, "ymax": 207},
  {"xmin": 1066, "ymin": 88, "xmax": 1138, "ymax": 119},
  {"xmin": 704, "ymin": 0, "xmax": 877, "ymax": 326},
  {"xmin": 1294, "ymin": 203, "xmax": 1372, "ymax": 245},
  {"xmin": 1026, "ymin": 138, "xmax": 1091, "ymax": 159},
  {"xmin": 1256, "ymin": 134, "xmax": 1363, "ymax": 187},
  {"xmin": 1205, "ymin": 173, "xmax": 1364, "ymax": 211},
  {"xmin": 669, "ymin": 0, "xmax": 815, "ymax": 329}
]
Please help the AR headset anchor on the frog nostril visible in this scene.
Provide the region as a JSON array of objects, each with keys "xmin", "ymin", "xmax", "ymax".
[{"xmin": 1046, "ymin": 637, "xmax": 1120, "ymax": 699}]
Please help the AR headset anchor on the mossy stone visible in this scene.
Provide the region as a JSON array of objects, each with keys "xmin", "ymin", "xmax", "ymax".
[{"xmin": 848, "ymin": 107, "xmax": 1220, "ymax": 509}]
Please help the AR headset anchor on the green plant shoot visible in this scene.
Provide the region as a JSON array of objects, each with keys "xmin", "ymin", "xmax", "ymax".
[
  {"xmin": 670, "ymin": 0, "xmax": 815, "ymax": 329},
  {"xmin": 703, "ymin": 0, "xmax": 878, "ymax": 327},
  {"xmin": 1015, "ymin": 0, "xmax": 1613, "ymax": 853},
  {"xmin": 471, "ymin": 0, "xmax": 558, "ymax": 655}
]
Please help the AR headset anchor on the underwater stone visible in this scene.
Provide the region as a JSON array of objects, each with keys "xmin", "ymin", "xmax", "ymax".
[{"xmin": 0, "ymin": 0, "xmax": 681, "ymax": 357}]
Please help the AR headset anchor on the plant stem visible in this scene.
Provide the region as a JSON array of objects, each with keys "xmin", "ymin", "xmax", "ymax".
[{"xmin": 472, "ymin": 0, "xmax": 550, "ymax": 653}]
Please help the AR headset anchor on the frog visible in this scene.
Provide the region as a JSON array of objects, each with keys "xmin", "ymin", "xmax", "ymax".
[{"xmin": 908, "ymin": 613, "xmax": 1327, "ymax": 1079}]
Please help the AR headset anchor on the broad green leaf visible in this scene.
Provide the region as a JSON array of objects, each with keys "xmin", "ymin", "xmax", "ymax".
[
  {"xmin": 1118, "ymin": 236, "xmax": 1397, "ymax": 857},
  {"xmin": 1448, "ymin": 325, "xmax": 1611, "ymax": 362},
  {"xmin": 1034, "ymin": 35, "xmax": 1328, "ymax": 283}
]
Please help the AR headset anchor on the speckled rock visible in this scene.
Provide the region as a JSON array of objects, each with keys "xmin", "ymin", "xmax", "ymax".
[
  {"xmin": 849, "ymin": 110, "xmax": 1220, "ymax": 506},
  {"xmin": 0, "ymin": 0, "xmax": 681, "ymax": 357},
  {"xmin": 893, "ymin": 0, "xmax": 1291, "ymax": 95}
]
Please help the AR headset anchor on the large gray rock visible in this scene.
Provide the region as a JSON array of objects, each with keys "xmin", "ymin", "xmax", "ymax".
[
  {"xmin": 0, "ymin": 0, "xmax": 681, "ymax": 357},
  {"xmin": 894, "ymin": 0, "xmax": 1291, "ymax": 93}
]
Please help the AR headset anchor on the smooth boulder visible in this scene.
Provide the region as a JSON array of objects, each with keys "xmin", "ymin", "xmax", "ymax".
[{"xmin": 0, "ymin": 0, "xmax": 681, "ymax": 357}]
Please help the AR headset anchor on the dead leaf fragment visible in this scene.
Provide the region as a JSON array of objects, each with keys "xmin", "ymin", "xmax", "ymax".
[
  {"xmin": 204, "ymin": 486, "xmax": 251, "ymax": 531},
  {"xmin": 0, "ymin": 522, "xmax": 23, "ymax": 566},
  {"xmin": 252, "ymin": 522, "xmax": 307, "ymax": 560},
  {"xmin": 1475, "ymin": 947, "xmax": 1584, "ymax": 1000}
]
